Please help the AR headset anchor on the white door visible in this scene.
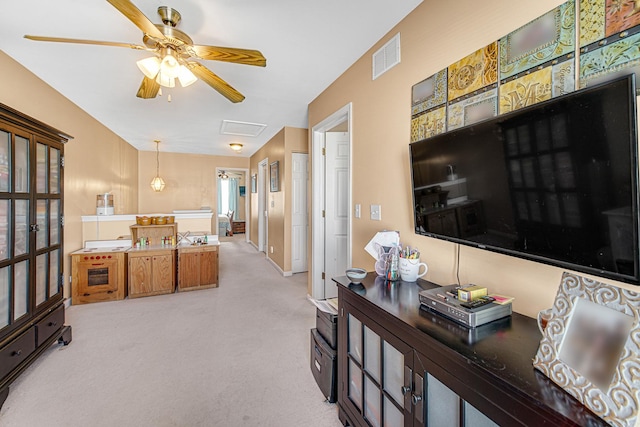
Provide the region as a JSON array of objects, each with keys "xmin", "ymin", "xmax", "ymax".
[
  {"xmin": 324, "ymin": 132, "xmax": 349, "ymax": 298},
  {"xmin": 292, "ymin": 153, "xmax": 309, "ymax": 273},
  {"xmin": 258, "ymin": 159, "xmax": 268, "ymax": 253}
]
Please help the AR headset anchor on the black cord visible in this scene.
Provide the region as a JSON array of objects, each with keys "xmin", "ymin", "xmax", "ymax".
[{"xmin": 456, "ymin": 243, "xmax": 461, "ymax": 286}]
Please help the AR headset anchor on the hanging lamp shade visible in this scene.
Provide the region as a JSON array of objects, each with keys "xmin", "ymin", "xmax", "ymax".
[{"xmin": 151, "ymin": 140, "xmax": 165, "ymax": 192}]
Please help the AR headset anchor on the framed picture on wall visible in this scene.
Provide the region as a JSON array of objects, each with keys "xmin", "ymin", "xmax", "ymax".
[
  {"xmin": 239, "ymin": 186, "xmax": 246, "ymax": 197},
  {"xmin": 270, "ymin": 161, "xmax": 280, "ymax": 192},
  {"xmin": 251, "ymin": 174, "xmax": 257, "ymax": 193}
]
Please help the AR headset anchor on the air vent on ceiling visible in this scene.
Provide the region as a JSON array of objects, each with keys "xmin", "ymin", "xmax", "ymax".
[
  {"xmin": 220, "ymin": 120, "xmax": 267, "ymax": 137},
  {"xmin": 372, "ymin": 33, "xmax": 401, "ymax": 80}
]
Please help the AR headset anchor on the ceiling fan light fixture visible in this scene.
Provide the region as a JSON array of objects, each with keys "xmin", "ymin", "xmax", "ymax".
[
  {"xmin": 177, "ymin": 65, "xmax": 197, "ymax": 87},
  {"xmin": 160, "ymin": 50, "xmax": 180, "ymax": 79},
  {"xmin": 136, "ymin": 56, "xmax": 161, "ymax": 79},
  {"xmin": 156, "ymin": 72, "xmax": 175, "ymax": 88},
  {"xmin": 229, "ymin": 143, "xmax": 243, "ymax": 152}
]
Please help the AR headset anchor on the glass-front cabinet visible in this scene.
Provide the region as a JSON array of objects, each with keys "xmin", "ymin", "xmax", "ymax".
[
  {"xmin": 0, "ymin": 116, "xmax": 65, "ymax": 342},
  {"xmin": 341, "ymin": 305, "xmax": 498, "ymax": 427}
]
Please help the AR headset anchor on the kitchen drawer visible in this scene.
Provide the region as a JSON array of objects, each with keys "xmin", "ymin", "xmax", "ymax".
[
  {"xmin": 36, "ymin": 304, "xmax": 64, "ymax": 347},
  {"xmin": 0, "ymin": 328, "xmax": 36, "ymax": 380}
]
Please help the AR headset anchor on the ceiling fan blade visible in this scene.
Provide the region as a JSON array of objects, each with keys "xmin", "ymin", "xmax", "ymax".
[
  {"xmin": 24, "ymin": 35, "xmax": 147, "ymax": 50},
  {"xmin": 190, "ymin": 45, "xmax": 266, "ymax": 67},
  {"xmin": 107, "ymin": 0, "xmax": 166, "ymax": 40},
  {"xmin": 188, "ymin": 62, "xmax": 245, "ymax": 103},
  {"xmin": 136, "ymin": 76, "xmax": 160, "ymax": 99}
]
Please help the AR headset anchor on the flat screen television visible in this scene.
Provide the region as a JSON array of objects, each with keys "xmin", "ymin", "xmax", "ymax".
[{"xmin": 409, "ymin": 75, "xmax": 640, "ymax": 285}]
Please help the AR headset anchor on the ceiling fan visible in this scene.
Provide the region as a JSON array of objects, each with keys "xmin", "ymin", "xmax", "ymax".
[{"xmin": 24, "ymin": 0, "xmax": 266, "ymax": 103}]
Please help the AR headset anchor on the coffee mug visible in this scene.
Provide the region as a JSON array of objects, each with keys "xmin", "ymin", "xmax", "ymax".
[
  {"xmin": 399, "ymin": 258, "xmax": 428, "ymax": 282},
  {"xmin": 537, "ymin": 308, "xmax": 553, "ymax": 334}
]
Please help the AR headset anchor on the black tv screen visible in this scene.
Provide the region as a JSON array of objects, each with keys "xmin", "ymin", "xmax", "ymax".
[{"xmin": 410, "ymin": 75, "xmax": 640, "ymax": 285}]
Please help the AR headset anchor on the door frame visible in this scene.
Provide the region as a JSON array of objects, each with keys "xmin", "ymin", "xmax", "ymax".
[
  {"xmin": 215, "ymin": 167, "xmax": 250, "ymax": 242},
  {"xmin": 311, "ymin": 103, "xmax": 352, "ymax": 299},
  {"xmin": 257, "ymin": 158, "xmax": 268, "ymax": 253}
]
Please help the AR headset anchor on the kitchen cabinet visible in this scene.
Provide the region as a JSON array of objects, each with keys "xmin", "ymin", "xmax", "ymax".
[
  {"xmin": 335, "ymin": 274, "xmax": 606, "ymax": 427},
  {"xmin": 0, "ymin": 103, "xmax": 72, "ymax": 409},
  {"xmin": 127, "ymin": 248, "xmax": 175, "ymax": 298},
  {"xmin": 177, "ymin": 244, "xmax": 219, "ymax": 291}
]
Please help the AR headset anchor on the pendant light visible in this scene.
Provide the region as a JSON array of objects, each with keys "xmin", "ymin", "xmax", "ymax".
[{"xmin": 150, "ymin": 140, "xmax": 166, "ymax": 192}]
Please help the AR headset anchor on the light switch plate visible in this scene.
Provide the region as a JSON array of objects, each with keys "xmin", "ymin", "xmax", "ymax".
[
  {"xmin": 355, "ymin": 204, "xmax": 361, "ymax": 218},
  {"xmin": 370, "ymin": 204, "xmax": 381, "ymax": 221}
]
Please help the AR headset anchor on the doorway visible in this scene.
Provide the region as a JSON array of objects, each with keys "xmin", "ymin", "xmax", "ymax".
[
  {"xmin": 291, "ymin": 153, "xmax": 309, "ymax": 273},
  {"xmin": 215, "ymin": 167, "xmax": 250, "ymax": 241},
  {"xmin": 311, "ymin": 103, "xmax": 352, "ymax": 299}
]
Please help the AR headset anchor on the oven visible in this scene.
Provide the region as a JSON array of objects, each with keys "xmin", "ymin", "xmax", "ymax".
[{"xmin": 71, "ymin": 241, "xmax": 130, "ymax": 305}]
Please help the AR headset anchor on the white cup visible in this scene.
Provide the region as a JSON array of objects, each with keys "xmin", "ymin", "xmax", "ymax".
[{"xmin": 399, "ymin": 258, "xmax": 428, "ymax": 282}]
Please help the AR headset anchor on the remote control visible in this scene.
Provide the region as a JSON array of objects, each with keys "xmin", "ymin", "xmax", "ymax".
[{"xmin": 460, "ymin": 296, "xmax": 495, "ymax": 309}]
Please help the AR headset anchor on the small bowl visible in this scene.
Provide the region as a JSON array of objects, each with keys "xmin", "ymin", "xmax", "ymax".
[{"xmin": 346, "ymin": 268, "xmax": 367, "ymax": 284}]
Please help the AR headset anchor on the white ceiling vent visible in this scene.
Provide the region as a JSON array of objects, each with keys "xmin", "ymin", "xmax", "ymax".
[
  {"xmin": 220, "ymin": 120, "xmax": 267, "ymax": 137},
  {"xmin": 372, "ymin": 33, "xmax": 401, "ymax": 80}
]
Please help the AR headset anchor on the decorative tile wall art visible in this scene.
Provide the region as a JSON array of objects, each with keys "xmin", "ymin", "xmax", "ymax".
[
  {"xmin": 580, "ymin": 0, "xmax": 640, "ymax": 48},
  {"xmin": 580, "ymin": 0, "xmax": 606, "ymax": 47},
  {"xmin": 580, "ymin": 31, "xmax": 640, "ymax": 92},
  {"xmin": 552, "ymin": 59, "xmax": 576, "ymax": 97},
  {"xmin": 447, "ymin": 42, "xmax": 498, "ymax": 102},
  {"xmin": 447, "ymin": 89, "xmax": 498, "ymax": 131},
  {"xmin": 412, "ymin": 69, "xmax": 447, "ymax": 117},
  {"xmin": 499, "ymin": 1, "xmax": 575, "ymax": 81},
  {"xmin": 411, "ymin": 106, "xmax": 446, "ymax": 142},
  {"xmin": 499, "ymin": 67, "xmax": 552, "ymax": 114}
]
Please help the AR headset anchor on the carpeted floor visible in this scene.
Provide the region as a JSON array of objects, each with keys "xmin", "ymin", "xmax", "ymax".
[{"xmin": 0, "ymin": 235, "xmax": 342, "ymax": 427}]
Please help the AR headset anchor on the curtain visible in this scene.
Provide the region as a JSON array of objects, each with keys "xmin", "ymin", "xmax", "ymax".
[
  {"xmin": 228, "ymin": 178, "xmax": 238, "ymax": 215},
  {"xmin": 217, "ymin": 177, "xmax": 238, "ymax": 215}
]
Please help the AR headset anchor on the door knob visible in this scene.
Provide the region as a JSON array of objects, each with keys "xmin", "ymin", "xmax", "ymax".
[
  {"xmin": 412, "ymin": 394, "xmax": 422, "ymax": 405},
  {"xmin": 401, "ymin": 386, "xmax": 411, "ymax": 396}
]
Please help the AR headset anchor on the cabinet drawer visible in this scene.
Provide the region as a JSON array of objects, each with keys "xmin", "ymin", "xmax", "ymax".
[
  {"xmin": 0, "ymin": 328, "xmax": 36, "ymax": 380},
  {"xmin": 36, "ymin": 305, "xmax": 64, "ymax": 347}
]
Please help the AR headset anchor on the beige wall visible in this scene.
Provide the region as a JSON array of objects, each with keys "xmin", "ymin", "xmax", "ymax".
[
  {"xmin": 137, "ymin": 150, "xmax": 249, "ymax": 218},
  {"xmin": 308, "ymin": 0, "xmax": 640, "ymax": 317},
  {"xmin": 249, "ymin": 127, "xmax": 307, "ymax": 273},
  {"xmin": 0, "ymin": 51, "xmax": 139, "ymax": 299}
]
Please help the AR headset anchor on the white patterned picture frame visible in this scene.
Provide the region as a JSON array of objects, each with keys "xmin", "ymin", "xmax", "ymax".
[{"xmin": 533, "ymin": 272, "xmax": 640, "ymax": 427}]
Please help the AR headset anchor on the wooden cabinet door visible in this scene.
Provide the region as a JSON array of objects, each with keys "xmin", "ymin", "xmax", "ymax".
[
  {"xmin": 178, "ymin": 252, "xmax": 200, "ymax": 289},
  {"xmin": 199, "ymin": 249, "xmax": 218, "ymax": 287},
  {"xmin": 129, "ymin": 255, "xmax": 152, "ymax": 297},
  {"xmin": 152, "ymin": 254, "xmax": 174, "ymax": 293}
]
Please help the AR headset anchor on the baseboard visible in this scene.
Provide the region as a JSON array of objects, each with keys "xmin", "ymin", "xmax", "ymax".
[
  {"xmin": 266, "ymin": 257, "xmax": 292, "ymax": 277},
  {"xmin": 249, "ymin": 241, "xmax": 259, "ymax": 250}
]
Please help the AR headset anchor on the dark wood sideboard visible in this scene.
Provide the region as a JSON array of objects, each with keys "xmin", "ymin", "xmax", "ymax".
[{"xmin": 334, "ymin": 273, "xmax": 606, "ymax": 427}]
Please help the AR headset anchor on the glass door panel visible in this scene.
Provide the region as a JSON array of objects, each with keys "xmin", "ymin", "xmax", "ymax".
[
  {"xmin": 364, "ymin": 325, "xmax": 381, "ymax": 383},
  {"xmin": 384, "ymin": 397, "xmax": 403, "ymax": 427},
  {"xmin": 427, "ymin": 373, "xmax": 460, "ymax": 427},
  {"xmin": 0, "ymin": 266, "xmax": 8, "ymax": 329},
  {"xmin": 50, "ymin": 199, "xmax": 60, "ymax": 245},
  {"xmin": 349, "ymin": 358, "xmax": 363, "ymax": 411},
  {"xmin": 383, "ymin": 341, "xmax": 405, "ymax": 405},
  {"xmin": 365, "ymin": 376, "xmax": 381, "ymax": 427},
  {"xmin": 15, "ymin": 199, "xmax": 28, "ymax": 256},
  {"xmin": 14, "ymin": 260, "xmax": 28, "ymax": 320},
  {"xmin": 464, "ymin": 402, "xmax": 498, "ymax": 427},
  {"xmin": 0, "ymin": 199, "xmax": 8, "ymax": 261},
  {"xmin": 36, "ymin": 142, "xmax": 48, "ymax": 193},
  {"xmin": 35, "ymin": 253, "xmax": 47, "ymax": 306},
  {"xmin": 49, "ymin": 147, "xmax": 60, "ymax": 194},
  {"xmin": 0, "ymin": 130, "xmax": 8, "ymax": 192},
  {"xmin": 348, "ymin": 313, "xmax": 362, "ymax": 363},
  {"xmin": 36, "ymin": 199, "xmax": 48, "ymax": 250},
  {"xmin": 15, "ymin": 135, "xmax": 29, "ymax": 193},
  {"xmin": 49, "ymin": 249, "xmax": 60, "ymax": 297}
]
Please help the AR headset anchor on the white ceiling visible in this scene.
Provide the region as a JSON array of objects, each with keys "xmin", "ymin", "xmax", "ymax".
[{"xmin": 0, "ymin": 0, "xmax": 422, "ymax": 157}]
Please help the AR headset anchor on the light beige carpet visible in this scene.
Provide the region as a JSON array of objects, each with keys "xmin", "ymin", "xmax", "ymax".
[{"xmin": 0, "ymin": 235, "xmax": 342, "ymax": 427}]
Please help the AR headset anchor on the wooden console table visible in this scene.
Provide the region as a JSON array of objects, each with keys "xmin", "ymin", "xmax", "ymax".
[{"xmin": 334, "ymin": 273, "xmax": 605, "ymax": 426}]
